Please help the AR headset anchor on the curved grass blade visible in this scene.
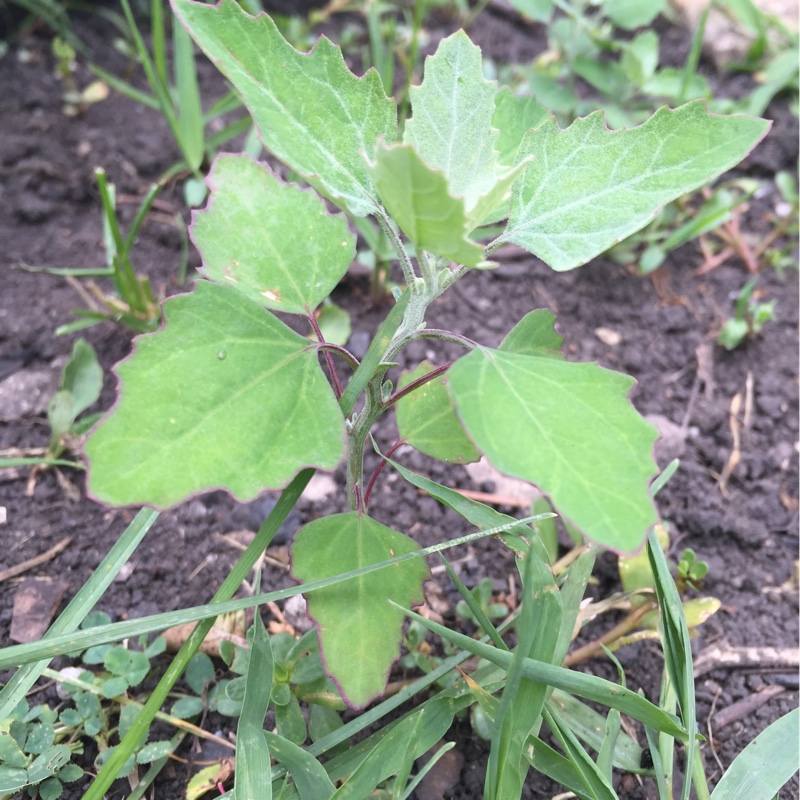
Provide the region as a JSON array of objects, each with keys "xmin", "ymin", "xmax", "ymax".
[
  {"xmin": 395, "ymin": 605, "xmax": 687, "ymax": 739},
  {"xmin": 543, "ymin": 705, "xmax": 618, "ymax": 800},
  {"xmin": 710, "ymin": 708, "xmax": 799, "ymax": 800},
  {"xmin": 0, "ymin": 507, "xmax": 158, "ymax": 719},
  {"xmin": 235, "ymin": 611, "xmax": 273, "ymax": 799},
  {"xmin": 264, "ymin": 732, "xmax": 335, "ymax": 800},
  {"xmin": 647, "ymin": 528, "xmax": 696, "ymax": 800}
]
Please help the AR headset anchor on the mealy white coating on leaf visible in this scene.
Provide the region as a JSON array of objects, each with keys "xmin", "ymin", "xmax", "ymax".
[
  {"xmin": 503, "ymin": 101, "xmax": 770, "ymax": 271},
  {"xmin": 172, "ymin": 0, "xmax": 397, "ymax": 217}
]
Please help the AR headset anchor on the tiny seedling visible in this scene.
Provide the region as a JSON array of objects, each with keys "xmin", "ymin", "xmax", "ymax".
[
  {"xmin": 20, "ymin": 169, "xmax": 162, "ymax": 335},
  {"xmin": 0, "ymin": 338, "xmax": 101, "ymax": 474},
  {"xmin": 718, "ymin": 276, "xmax": 777, "ymax": 350}
]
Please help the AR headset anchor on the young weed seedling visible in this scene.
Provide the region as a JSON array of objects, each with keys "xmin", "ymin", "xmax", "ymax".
[{"xmin": 70, "ymin": 0, "xmax": 777, "ymax": 794}]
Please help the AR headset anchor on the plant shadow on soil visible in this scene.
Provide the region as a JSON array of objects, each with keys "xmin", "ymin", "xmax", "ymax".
[{"xmin": 0, "ymin": 6, "xmax": 797, "ymax": 799}]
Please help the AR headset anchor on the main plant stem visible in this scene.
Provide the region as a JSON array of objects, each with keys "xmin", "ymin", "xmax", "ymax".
[{"xmin": 343, "ymin": 242, "xmax": 467, "ymax": 509}]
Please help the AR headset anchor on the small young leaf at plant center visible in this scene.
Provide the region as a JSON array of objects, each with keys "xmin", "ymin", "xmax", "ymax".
[
  {"xmin": 61, "ymin": 339, "xmax": 102, "ymax": 418},
  {"xmin": 192, "ymin": 154, "xmax": 356, "ymax": 315},
  {"xmin": 499, "ymin": 309, "xmax": 564, "ymax": 359},
  {"xmin": 503, "ymin": 102, "xmax": 770, "ymax": 271},
  {"xmin": 448, "ymin": 348, "xmax": 660, "ymax": 552},
  {"xmin": 172, "ymin": 0, "xmax": 397, "ymax": 217},
  {"xmin": 395, "ymin": 360, "xmax": 482, "ymax": 464},
  {"xmin": 290, "ymin": 512, "xmax": 428, "ymax": 708},
  {"xmin": 84, "ymin": 281, "xmax": 346, "ymax": 509},
  {"xmin": 367, "ymin": 143, "xmax": 488, "ymax": 268},
  {"xmin": 404, "ymin": 31, "xmax": 526, "ymax": 229}
]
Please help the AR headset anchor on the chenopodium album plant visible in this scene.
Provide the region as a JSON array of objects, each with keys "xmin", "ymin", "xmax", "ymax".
[{"xmin": 84, "ymin": 0, "xmax": 768, "ymax": 712}]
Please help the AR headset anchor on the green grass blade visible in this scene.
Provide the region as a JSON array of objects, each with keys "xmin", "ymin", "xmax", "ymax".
[
  {"xmin": 440, "ymin": 553, "xmax": 508, "ymax": 651},
  {"xmin": 235, "ymin": 612, "xmax": 274, "ymax": 799},
  {"xmin": 645, "ymin": 719, "xmax": 671, "ymax": 799},
  {"xmin": 711, "ymin": 708, "xmax": 799, "ymax": 800},
  {"xmin": 651, "ymin": 458, "xmax": 679, "ymax": 497},
  {"xmin": 647, "ymin": 528, "xmax": 696, "ymax": 800},
  {"xmin": 264, "ymin": 732, "xmax": 335, "ymax": 800},
  {"xmin": 543, "ymin": 706, "xmax": 617, "ymax": 800},
  {"xmin": 398, "ymin": 742, "xmax": 455, "ymax": 800},
  {"xmin": 87, "ymin": 64, "xmax": 161, "ymax": 109},
  {"xmin": 151, "ymin": 0, "xmax": 167, "ymax": 86},
  {"xmin": 554, "ymin": 550, "xmax": 595, "ymax": 664},
  {"xmin": 0, "ymin": 457, "xmax": 83, "ymax": 468},
  {"xmin": 173, "ymin": 18, "xmax": 204, "ymax": 173},
  {"xmin": 396, "ymin": 605, "xmax": 687, "ymax": 739},
  {"xmin": 120, "ymin": 0, "xmax": 185, "ymax": 157},
  {"xmin": 488, "ymin": 541, "xmax": 562, "ymax": 799},
  {"xmin": 330, "ymin": 698, "xmax": 454, "ymax": 800},
  {"xmin": 123, "ymin": 183, "xmax": 162, "ymax": 254},
  {"xmin": 0, "ymin": 507, "xmax": 158, "ymax": 718},
  {"xmin": 549, "ymin": 690, "xmax": 642, "ymax": 773}
]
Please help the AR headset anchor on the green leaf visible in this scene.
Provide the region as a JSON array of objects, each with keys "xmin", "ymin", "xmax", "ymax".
[
  {"xmin": 314, "ymin": 303, "xmax": 352, "ymax": 347},
  {"xmin": 331, "ymin": 698, "xmax": 454, "ymax": 800},
  {"xmin": 275, "ymin": 693, "xmax": 307, "ymax": 745},
  {"xmin": 84, "ymin": 281, "xmax": 345, "ymax": 509},
  {"xmin": 449, "ymin": 348, "xmax": 659, "ymax": 552},
  {"xmin": 711, "ymin": 708, "xmax": 800, "ymax": 800},
  {"xmin": 367, "ymin": 143, "xmax": 488, "ymax": 268},
  {"xmin": 193, "ymin": 155, "xmax": 356, "ymax": 314},
  {"xmin": 489, "ymin": 542, "xmax": 562, "ymax": 799},
  {"xmin": 503, "ymin": 101, "xmax": 770, "ymax": 271},
  {"xmin": 236, "ymin": 612, "xmax": 273, "ymax": 799},
  {"xmin": 493, "ymin": 88, "xmax": 550, "ymax": 168},
  {"xmin": 290, "ymin": 512, "xmax": 428, "ymax": 708},
  {"xmin": 61, "ymin": 339, "xmax": 102, "ymax": 418},
  {"xmin": 47, "ymin": 390, "xmax": 74, "ymax": 440},
  {"xmin": 395, "ymin": 361, "xmax": 481, "ymax": 464},
  {"xmin": 403, "ymin": 32, "xmax": 527, "ymax": 231},
  {"xmin": 171, "ymin": 697, "xmax": 203, "ymax": 719},
  {"xmin": 499, "ymin": 309, "xmax": 564, "ymax": 359},
  {"xmin": 404, "ymin": 32, "xmax": 499, "ymax": 207},
  {"xmin": 172, "ymin": 0, "xmax": 396, "ymax": 217},
  {"xmin": 136, "ymin": 741, "xmax": 173, "ymax": 764},
  {"xmin": 605, "ymin": 0, "xmax": 665, "ymax": 28},
  {"xmin": 264, "ymin": 731, "xmax": 335, "ymax": 800}
]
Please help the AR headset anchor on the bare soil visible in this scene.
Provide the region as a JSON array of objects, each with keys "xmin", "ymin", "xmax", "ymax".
[{"xmin": 0, "ymin": 6, "xmax": 797, "ymax": 799}]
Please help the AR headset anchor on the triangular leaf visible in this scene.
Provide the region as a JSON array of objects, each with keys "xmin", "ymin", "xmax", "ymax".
[
  {"xmin": 499, "ymin": 309, "xmax": 564, "ymax": 359},
  {"xmin": 85, "ymin": 281, "xmax": 345, "ymax": 509},
  {"xmin": 172, "ymin": 0, "xmax": 397, "ymax": 217},
  {"xmin": 395, "ymin": 360, "xmax": 482, "ymax": 464},
  {"xmin": 503, "ymin": 101, "xmax": 770, "ymax": 271},
  {"xmin": 290, "ymin": 512, "xmax": 428, "ymax": 709},
  {"xmin": 403, "ymin": 32, "xmax": 526, "ymax": 230},
  {"xmin": 192, "ymin": 154, "xmax": 356, "ymax": 314},
  {"xmin": 448, "ymin": 348, "xmax": 659, "ymax": 552},
  {"xmin": 367, "ymin": 142, "xmax": 488, "ymax": 267}
]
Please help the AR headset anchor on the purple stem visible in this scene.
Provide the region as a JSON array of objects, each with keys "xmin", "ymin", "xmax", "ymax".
[
  {"xmin": 363, "ymin": 438, "xmax": 405, "ymax": 509},
  {"xmin": 307, "ymin": 310, "xmax": 343, "ymax": 399},
  {"xmin": 382, "ymin": 362, "xmax": 452, "ymax": 410}
]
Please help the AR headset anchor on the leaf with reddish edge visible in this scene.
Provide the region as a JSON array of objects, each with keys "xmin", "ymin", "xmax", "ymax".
[
  {"xmin": 290, "ymin": 512, "xmax": 428, "ymax": 709},
  {"xmin": 192, "ymin": 154, "xmax": 356, "ymax": 315},
  {"xmin": 448, "ymin": 347, "xmax": 660, "ymax": 553},
  {"xmin": 84, "ymin": 281, "xmax": 345, "ymax": 509},
  {"xmin": 172, "ymin": 0, "xmax": 396, "ymax": 217},
  {"xmin": 502, "ymin": 101, "xmax": 770, "ymax": 271}
]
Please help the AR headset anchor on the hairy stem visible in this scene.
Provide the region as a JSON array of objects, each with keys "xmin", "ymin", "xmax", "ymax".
[{"xmin": 375, "ymin": 209, "xmax": 418, "ymax": 290}]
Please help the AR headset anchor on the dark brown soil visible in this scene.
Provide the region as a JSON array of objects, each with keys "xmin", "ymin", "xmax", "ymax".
[{"xmin": 0, "ymin": 6, "xmax": 797, "ymax": 800}]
